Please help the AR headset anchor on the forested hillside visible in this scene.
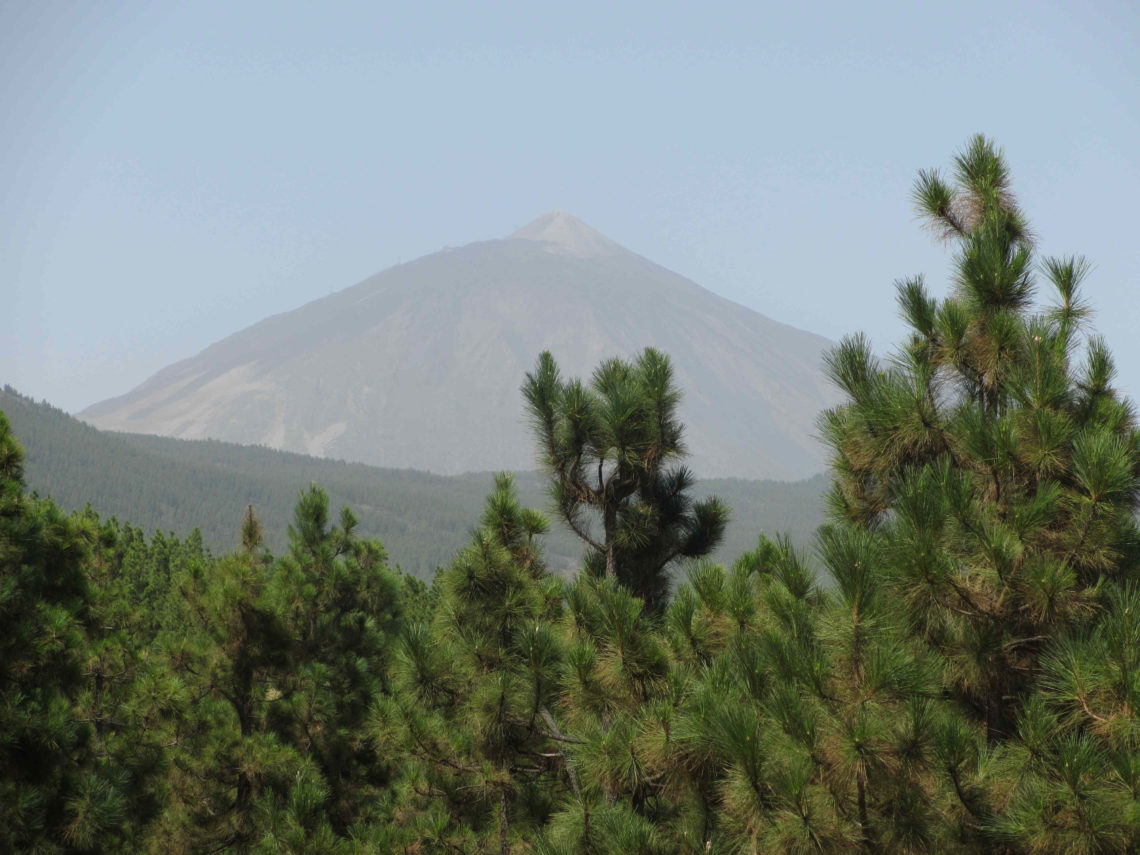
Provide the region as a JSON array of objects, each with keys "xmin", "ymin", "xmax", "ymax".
[
  {"xmin": 1, "ymin": 386, "xmax": 825, "ymax": 577},
  {"xmin": 4, "ymin": 139, "xmax": 1140, "ymax": 853}
]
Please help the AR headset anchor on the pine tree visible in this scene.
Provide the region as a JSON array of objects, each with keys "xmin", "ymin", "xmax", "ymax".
[
  {"xmin": 523, "ymin": 348, "xmax": 727, "ymax": 611},
  {"xmin": 549, "ymin": 573, "xmax": 678, "ymax": 854},
  {"xmin": 0, "ymin": 412, "xmax": 130, "ymax": 850},
  {"xmin": 266, "ymin": 485, "xmax": 403, "ymax": 835},
  {"xmin": 375, "ymin": 474, "xmax": 566, "ymax": 853},
  {"xmin": 74, "ymin": 513, "xmax": 190, "ymax": 850},
  {"xmin": 818, "ymin": 135, "xmax": 1140, "ymax": 850},
  {"xmin": 160, "ymin": 527, "xmax": 297, "ymax": 851},
  {"xmin": 821, "ymin": 135, "xmax": 1140, "ymax": 740}
]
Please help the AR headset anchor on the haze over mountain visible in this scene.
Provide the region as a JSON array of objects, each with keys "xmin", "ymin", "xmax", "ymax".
[{"xmin": 82, "ymin": 213, "xmax": 841, "ymax": 479}]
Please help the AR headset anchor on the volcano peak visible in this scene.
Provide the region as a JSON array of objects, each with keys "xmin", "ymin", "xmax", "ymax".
[{"xmin": 508, "ymin": 211, "xmax": 623, "ymax": 258}]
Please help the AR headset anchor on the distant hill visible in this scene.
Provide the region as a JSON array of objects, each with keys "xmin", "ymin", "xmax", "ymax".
[
  {"xmin": 3, "ymin": 387, "xmax": 828, "ymax": 579},
  {"xmin": 80, "ymin": 211, "xmax": 840, "ymax": 480}
]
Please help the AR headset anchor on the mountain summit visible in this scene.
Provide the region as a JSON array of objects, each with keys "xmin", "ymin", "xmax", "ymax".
[
  {"xmin": 508, "ymin": 211, "xmax": 623, "ymax": 258},
  {"xmin": 81, "ymin": 215, "xmax": 841, "ymax": 479}
]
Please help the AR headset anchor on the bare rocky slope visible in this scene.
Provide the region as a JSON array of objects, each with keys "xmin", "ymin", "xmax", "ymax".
[{"xmin": 82, "ymin": 212, "xmax": 841, "ymax": 479}]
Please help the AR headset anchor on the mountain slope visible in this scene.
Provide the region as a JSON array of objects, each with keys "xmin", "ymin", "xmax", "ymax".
[
  {"xmin": 4, "ymin": 386, "xmax": 827, "ymax": 577},
  {"xmin": 81, "ymin": 212, "xmax": 840, "ymax": 479}
]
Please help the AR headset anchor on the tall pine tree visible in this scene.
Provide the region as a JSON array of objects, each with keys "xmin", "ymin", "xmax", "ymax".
[{"xmin": 523, "ymin": 348, "xmax": 727, "ymax": 611}]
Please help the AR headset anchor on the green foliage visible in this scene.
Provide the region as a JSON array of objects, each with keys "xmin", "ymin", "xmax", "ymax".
[
  {"xmin": 270, "ymin": 486, "xmax": 403, "ymax": 833},
  {"xmin": 0, "ymin": 411, "xmax": 111, "ymax": 851},
  {"xmin": 818, "ymin": 135, "xmax": 1140, "ymax": 850},
  {"xmin": 523, "ymin": 349, "xmax": 729, "ymax": 610},
  {"xmin": 0, "ymin": 412, "xmax": 176, "ymax": 851},
  {"xmin": 375, "ymin": 474, "xmax": 567, "ymax": 852},
  {"xmin": 2, "ymin": 137, "xmax": 1137, "ymax": 852},
  {"xmin": 1, "ymin": 386, "xmax": 824, "ymax": 576}
]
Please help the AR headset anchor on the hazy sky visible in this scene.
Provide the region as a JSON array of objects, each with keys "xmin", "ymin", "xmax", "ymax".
[{"xmin": 3, "ymin": 0, "xmax": 1138, "ymax": 413}]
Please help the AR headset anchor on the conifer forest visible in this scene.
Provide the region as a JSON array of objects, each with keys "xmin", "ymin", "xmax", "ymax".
[{"xmin": 5, "ymin": 138, "xmax": 1140, "ymax": 853}]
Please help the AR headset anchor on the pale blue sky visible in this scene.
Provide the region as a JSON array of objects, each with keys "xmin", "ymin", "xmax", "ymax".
[{"xmin": 3, "ymin": 0, "xmax": 1138, "ymax": 412}]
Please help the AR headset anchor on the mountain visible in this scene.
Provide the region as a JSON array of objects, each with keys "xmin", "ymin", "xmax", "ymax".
[
  {"xmin": 3, "ymin": 386, "xmax": 828, "ymax": 578},
  {"xmin": 81, "ymin": 212, "xmax": 840, "ymax": 479}
]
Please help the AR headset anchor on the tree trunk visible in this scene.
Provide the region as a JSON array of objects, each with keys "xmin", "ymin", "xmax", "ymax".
[{"xmin": 603, "ymin": 502, "xmax": 617, "ymax": 580}]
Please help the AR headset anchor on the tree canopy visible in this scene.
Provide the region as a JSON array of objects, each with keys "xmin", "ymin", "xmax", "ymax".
[{"xmin": 2, "ymin": 137, "xmax": 1137, "ymax": 853}]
